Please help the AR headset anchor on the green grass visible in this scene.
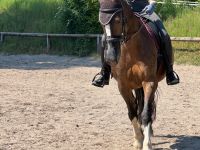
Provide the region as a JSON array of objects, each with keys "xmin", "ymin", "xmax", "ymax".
[
  {"xmin": 0, "ymin": 0, "xmax": 64, "ymax": 54},
  {"xmin": 0, "ymin": 0, "xmax": 63, "ymax": 33},
  {"xmin": 0, "ymin": 0, "xmax": 65, "ymax": 54},
  {"xmin": 164, "ymin": 6, "xmax": 200, "ymax": 65},
  {"xmin": 0, "ymin": 0, "xmax": 97, "ymax": 56},
  {"xmin": 164, "ymin": 7, "xmax": 200, "ymax": 37},
  {"xmin": 175, "ymin": 49, "xmax": 200, "ymax": 65},
  {"xmin": 0, "ymin": 0, "xmax": 199, "ymax": 62}
]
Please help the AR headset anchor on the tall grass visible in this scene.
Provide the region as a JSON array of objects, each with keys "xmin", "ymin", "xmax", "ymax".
[
  {"xmin": 0, "ymin": 0, "xmax": 64, "ymax": 54},
  {"xmin": 174, "ymin": 49, "xmax": 200, "ymax": 65},
  {"xmin": 164, "ymin": 6, "xmax": 200, "ymax": 65},
  {"xmin": 0, "ymin": 0, "xmax": 97, "ymax": 55},
  {"xmin": 0, "ymin": 0, "xmax": 199, "ymax": 60},
  {"xmin": 165, "ymin": 6, "xmax": 200, "ymax": 51},
  {"xmin": 0, "ymin": 0, "xmax": 63, "ymax": 33},
  {"xmin": 164, "ymin": 7, "xmax": 200, "ymax": 37}
]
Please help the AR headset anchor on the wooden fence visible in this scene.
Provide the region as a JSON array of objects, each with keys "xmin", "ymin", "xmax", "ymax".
[
  {"xmin": 0, "ymin": 32, "xmax": 102, "ymax": 53},
  {"xmin": 157, "ymin": 1, "xmax": 200, "ymax": 6},
  {"xmin": 0, "ymin": 32, "xmax": 200, "ymax": 53}
]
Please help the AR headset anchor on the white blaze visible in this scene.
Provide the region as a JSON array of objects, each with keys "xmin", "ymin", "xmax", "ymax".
[{"xmin": 105, "ymin": 25, "xmax": 111, "ymax": 37}]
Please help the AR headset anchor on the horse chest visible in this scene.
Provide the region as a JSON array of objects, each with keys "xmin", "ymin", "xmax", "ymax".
[{"xmin": 111, "ymin": 64, "xmax": 144, "ymax": 89}]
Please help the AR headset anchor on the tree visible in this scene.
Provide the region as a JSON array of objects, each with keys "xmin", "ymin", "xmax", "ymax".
[{"xmin": 57, "ymin": 0, "xmax": 101, "ymax": 34}]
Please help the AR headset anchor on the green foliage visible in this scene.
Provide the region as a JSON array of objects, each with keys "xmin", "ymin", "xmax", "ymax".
[
  {"xmin": 55, "ymin": 0, "xmax": 101, "ymax": 56},
  {"xmin": 0, "ymin": 0, "xmax": 63, "ymax": 33},
  {"xmin": 49, "ymin": 38, "xmax": 97, "ymax": 56},
  {"xmin": 156, "ymin": 0, "xmax": 178, "ymax": 21},
  {"xmin": 163, "ymin": 5, "xmax": 200, "ymax": 65},
  {"xmin": 57, "ymin": 0, "xmax": 100, "ymax": 34},
  {"xmin": 0, "ymin": 0, "xmax": 65, "ymax": 54},
  {"xmin": 164, "ymin": 7, "xmax": 200, "ymax": 37},
  {"xmin": 0, "ymin": 0, "xmax": 199, "ymax": 59},
  {"xmin": 174, "ymin": 48, "xmax": 200, "ymax": 65},
  {"xmin": 0, "ymin": 0, "xmax": 98, "ymax": 56}
]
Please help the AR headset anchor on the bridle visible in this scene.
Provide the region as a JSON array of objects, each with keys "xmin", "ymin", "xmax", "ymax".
[{"xmin": 99, "ymin": 1, "xmax": 127, "ymax": 43}]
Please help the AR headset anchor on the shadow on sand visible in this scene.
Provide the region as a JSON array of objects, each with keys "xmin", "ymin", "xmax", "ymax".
[
  {"xmin": 0, "ymin": 55, "xmax": 101, "ymax": 70},
  {"xmin": 154, "ymin": 134, "xmax": 200, "ymax": 150}
]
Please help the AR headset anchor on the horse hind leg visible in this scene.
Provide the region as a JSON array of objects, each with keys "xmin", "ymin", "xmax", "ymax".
[
  {"xmin": 132, "ymin": 88, "xmax": 154, "ymax": 150},
  {"xmin": 141, "ymin": 81, "xmax": 158, "ymax": 150},
  {"xmin": 143, "ymin": 122, "xmax": 153, "ymax": 150},
  {"xmin": 135, "ymin": 88, "xmax": 154, "ymax": 136}
]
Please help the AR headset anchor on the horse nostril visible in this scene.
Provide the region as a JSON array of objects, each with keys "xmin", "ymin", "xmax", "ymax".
[
  {"xmin": 105, "ymin": 47, "xmax": 117, "ymax": 62},
  {"xmin": 105, "ymin": 37, "xmax": 121, "ymax": 63}
]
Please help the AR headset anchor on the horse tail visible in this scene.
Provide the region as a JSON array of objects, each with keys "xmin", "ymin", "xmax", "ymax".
[
  {"xmin": 135, "ymin": 88, "xmax": 144, "ymax": 123},
  {"xmin": 135, "ymin": 88, "xmax": 157, "ymax": 123},
  {"xmin": 151, "ymin": 92, "xmax": 157, "ymax": 122}
]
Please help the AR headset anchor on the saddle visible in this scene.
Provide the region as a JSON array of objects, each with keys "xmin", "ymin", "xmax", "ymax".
[
  {"xmin": 135, "ymin": 13, "xmax": 164, "ymax": 71},
  {"xmin": 136, "ymin": 14, "xmax": 162, "ymax": 52}
]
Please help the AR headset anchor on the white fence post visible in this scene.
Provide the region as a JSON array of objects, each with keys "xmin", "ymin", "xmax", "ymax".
[
  {"xmin": 96, "ymin": 34, "xmax": 102, "ymax": 54},
  {"xmin": 0, "ymin": 33, "xmax": 3, "ymax": 43},
  {"xmin": 46, "ymin": 34, "xmax": 50, "ymax": 53}
]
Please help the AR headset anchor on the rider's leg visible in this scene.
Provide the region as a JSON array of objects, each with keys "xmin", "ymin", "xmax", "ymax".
[
  {"xmin": 146, "ymin": 13, "xmax": 179, "ymax": 85},
  {"xmin": 92, "ymin": 62, "xmax": 111, "ymax": 87},
  {"xmin": 159, "ymin": 29, "xmax": 179, "ymax": 85},
  {"xmin": 92, "ymin": 34, "xmax": 111, "ymax": 87}
]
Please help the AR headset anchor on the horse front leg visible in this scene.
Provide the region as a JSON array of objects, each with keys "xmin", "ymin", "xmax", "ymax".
[
  {"xmin": 132, "ymin": 117, "xmax": 144, "ymax": 150},
  {"xmin": 118, "ymin": 85, "xmax": 143, "ymax": 150},
  {"xmin": 141, "ymin": 81, "xmax": 158, "ymax": 150}
]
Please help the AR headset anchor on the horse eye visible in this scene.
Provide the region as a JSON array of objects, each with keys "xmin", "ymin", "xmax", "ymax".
[{"xmin": 114, "ymin": 17, "xmax": 121, "ymax": 23}]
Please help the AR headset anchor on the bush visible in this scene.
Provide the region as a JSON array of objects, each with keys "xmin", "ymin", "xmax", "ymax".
[
  {"xmin": 0, "ymin": 0, "xmax": 100, "ymax": 56},
  {"xmin": 156, "ymin": 0, "xmax": 177, "ymax": 21},
  {"xmin": 57, "ymin": 0, "xmax": 100, "ymax": 34},
  {"xmin": 0, "ymin": 0, "xmax": 199, "ymax": 56},
  {"xmin": 0, "ymin": 0, "xmax": 65, "ymax": 55},
  {"xmin": 0, "ymin": 0, "xmax": 62, "ymax": 33},
  {"xmin": 54, "ymin": 0, "xmax": 101, "ymax": 56}
]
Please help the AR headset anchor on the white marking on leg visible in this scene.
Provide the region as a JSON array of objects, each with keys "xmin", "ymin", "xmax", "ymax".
[
  {"xmin": 132, "ymin": 118, "xmax": 143, "ymax": 149},
  {"xmin": 143, "ymin": 123, "xmax": 152, "ymax": 150},
  {"xmin": 105, "ymin": 25, "xmax": 111, "ymax": 37}
]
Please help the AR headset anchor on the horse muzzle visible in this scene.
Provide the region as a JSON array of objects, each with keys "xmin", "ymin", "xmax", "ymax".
[
  {"xmin": 105, "ymin": 47, "xmax": 117, "ymax": 63},
  {"xmin": 105, "ymin": 38, "xmax": 121, "ymax": 64}
]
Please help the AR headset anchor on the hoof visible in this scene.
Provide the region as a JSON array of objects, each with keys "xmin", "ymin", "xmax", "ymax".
[
  {"xmin": 133, "ymin": 141, "xmax": 143, "ymax": 150},
  {"xmin": 142, "ymin": 145, "xmax": 152, "ymax": 150}
]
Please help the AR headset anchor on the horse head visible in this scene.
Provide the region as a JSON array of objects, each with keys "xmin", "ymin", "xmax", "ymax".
[
  {"xmin": 99, "ymin": 0, "xmax": 129, "ymax": 64},
  {"xmin": 99, "ymin": 0, "xmax": 140, "ymax": 64}
]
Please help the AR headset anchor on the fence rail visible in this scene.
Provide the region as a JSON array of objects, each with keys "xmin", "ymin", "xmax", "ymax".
[
  {"xmin": 0, "ymin": 32, "xmax": 200, "ymax": 53},
  {"xmin": 157, "ymin": 1, "xmax": 200, "ymax": 6},
  {"xmin": 170, "ymin": 37, "xmax": 200, "ymax": 42},
  {"xmin": 0, "ymin": 32, "xmax": 102, "ymax": 53}
]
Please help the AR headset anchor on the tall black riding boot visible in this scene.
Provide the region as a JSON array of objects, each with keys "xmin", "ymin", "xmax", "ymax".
[
  {"xmin": 92, "ymin": 62, "xmax": 111, "ymax": 87},
  {"xmin": 92, "ymin": 34, "xmax": 111, "ymax": 87},
  {"xmin": 161, "ymin": 33, "xmax": 179, "ymax": 85}
]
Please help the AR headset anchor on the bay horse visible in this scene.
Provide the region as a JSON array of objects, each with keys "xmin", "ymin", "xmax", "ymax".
[{"xmin": 98, "ymin": 0, "xmax": 166, "ymax": 150}]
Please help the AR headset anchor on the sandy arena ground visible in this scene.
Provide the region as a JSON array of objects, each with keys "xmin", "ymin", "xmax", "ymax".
[{"xmin": 0, "ymin": 55, "xmax": 200, "ymax": 150}]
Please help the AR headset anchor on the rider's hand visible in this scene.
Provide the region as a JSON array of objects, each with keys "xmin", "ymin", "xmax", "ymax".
[{"xmin": 142, "ymin": 3, "xmax": 155, "ymax": 15}]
